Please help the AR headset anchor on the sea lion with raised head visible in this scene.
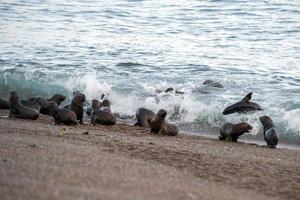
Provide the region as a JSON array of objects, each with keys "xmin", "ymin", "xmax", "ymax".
[
  {"xmin": 219, "ymin": 122, "xmax": 253, "ymax": 142},
  {"xmin": 9, "ymin": 91, "xmax": 39, "ymax": 120},
  {"xmin": 0, "ymin": 98, "xmax": 9, "ymax": 109},
  {"xmin": 70, "ymin": 92, "xmax": 86, "ymax": 124},
  {"xmin": 86, "ymin": 99, "xmax": 101, "ymax": 117},
  {"xmin": 223, "ymin": 92, "xmax": 262, "ymax": 115},
  {"xmin": 150, "ymin": 109, "xmax": 179, "ymax": 136},
  {"xmin": 21, "ymin": 97, "xmax": 47, "ymax": 111},
  {"xmin": 39, "ymin": 94, "xmax": 66, "ymax": 115},
  {"xmin": 46, "ymin": 101, "xmax": 78, "ymax": 125},
  {"xmin": 135, "ymin": 107, "xmax": 155, "ymax": 127},
  {"xmin": 91, "ymin": 99, "xmax": 116, "ymax": 125},
  {"xmin": 259, "ymin": 116, "xmax": 279, "ymax": 148}
]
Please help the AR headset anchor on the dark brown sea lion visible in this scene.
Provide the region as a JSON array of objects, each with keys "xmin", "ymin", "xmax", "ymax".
[
  {"xmin": 91, "ymin": 99, "xmax": 116, "ymax": 125},
  {"xmin": 219, "ymin": 122, "xmax": 253, "ymax": 142},
  {"xmin": 86, "ymin": 99, "xmax": 101, "ymax": 117},
  {"xmin": 46, "ymin": 101, "xmax": 78, "ymax": 125},
  {"xmin": 150, "ymin": 109, "xmax": 179, "ymax": 136},
  {"xmin": 0, "ymin": 98, "xmax": 9, "ymax": 109},
  {"xmin": 165, "ymin": 87, "xmax": 184, "ymax": 95},
  {"xmin": 39, "ymin": 94, "xmax": 66, "ymax": 115},
  {"xmin": 70, "ymin": 93, "xmax": 86, "ymax": 124},
  {"xmin": 21, "ymin": 97, "xmax": 47, "ymax": 111},
  {"xmin": 259, "ymin": 116, "xmax": 279, "ymax": 148},
  {"xmin": 223, "ymin": 92, "xmax": 263, "ymax": 115},
  {"xmin": 9, "ymin": 91, "xmax": 39, "ymax": 120},
  {"xmin": 135, "ymin": 107, "xmax": 155, "ymax": 127},
  {"xmin": 203, "ymin": 80, "xmax": 224, "ymax": 88}
]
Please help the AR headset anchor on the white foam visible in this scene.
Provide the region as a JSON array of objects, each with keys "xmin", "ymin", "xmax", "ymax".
[{"xmin": 283, "ymin": 109, "xmax": 300, "ymax": 134}]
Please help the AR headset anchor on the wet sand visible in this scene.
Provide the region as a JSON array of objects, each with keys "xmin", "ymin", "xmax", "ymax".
[{"xmin": 0, "ymin": 110, "xmax": 299, "ymax": 200}]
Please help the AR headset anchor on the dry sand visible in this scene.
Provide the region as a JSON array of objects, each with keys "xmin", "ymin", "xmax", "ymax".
[{"xmin": 0, "ymin": 110, "xmax": 299, "ymax": 200}]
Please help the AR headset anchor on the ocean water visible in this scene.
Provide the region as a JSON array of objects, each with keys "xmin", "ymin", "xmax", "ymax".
[{"xmin": 0, "ymin": 0, "xmax": 299, "ymax": 146}]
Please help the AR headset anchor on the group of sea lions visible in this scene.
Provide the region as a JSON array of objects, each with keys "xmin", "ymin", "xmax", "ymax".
[
  {"xmin": 0, "ymin": 88, "xmax": 279, "ymax": 147},
  {"xmin": 220, "ymin": 92, "xmax": 279, "ymax": 148}
]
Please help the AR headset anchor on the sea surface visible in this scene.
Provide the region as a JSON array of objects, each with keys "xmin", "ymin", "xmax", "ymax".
[{"xmin": 0, "ymin": 0, "xmax": 299, "ymax": 146}]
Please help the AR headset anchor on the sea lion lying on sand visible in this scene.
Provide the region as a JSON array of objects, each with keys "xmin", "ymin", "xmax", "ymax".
[
  {"xmin": 21, "ymin": 97, "xmax": 47, "ymax": 111},
  {"xmin": 47, "ymin": 101, "xmax": 78, "ymax": 125},
  {"xmin": 86, "ymin": 99, "xmax": 101, "ymax": 117},
  {"xmin": 150, "ymin": 109, "xmax": 178, "ymax": 136},
  {"xmin": 135, "ymin": 107, "xmax": 155, "ymax": 127},
  {"xmin": 38, "ymin": 94, "xmax": 66, "ymax": 115},
  {"xmin": 223, "ymin": 92, "xmax": 262, "ymax": 115},
  {"xmin": 9, "ymin": 91, "xmax": 39, "ymax": 120},
  {"xmin": 91, "ymin": 99, "xmax": 116, "ymax": 125},
  {"xmin": 259, "ymin": 116, "xmax": 279, "ymax": 148},
  {"xmin": 0, "ymin": 98, "xmax": 9, "ymax": 109},
  {"xmin": 219, "ymin": 122, "xmax": 253, "ymax": 142}
]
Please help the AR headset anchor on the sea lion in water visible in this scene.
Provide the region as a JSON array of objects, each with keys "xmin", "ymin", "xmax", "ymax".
[
  {"xmin": 91, "ymin": 99, "xmax": 116, "ymax": 125},
  {"xmin": 150, "ymin": 109, "xmax": 178, "ymax": 136},
  {"xmin": 0, "ymin": 98, "xmax": 9, "ymax": 109},
  {"xmin": 259, "ymin": 116, "xmax": 279, "ymax": 148},
  {"xmin": 223, "ymin": 92, "xmax": 262, "ymax": 115},
  {"xmin": 135, "ymin": 107, "xmax": 155, "ymax": 127},
  {"xmin": 69, "ymin": 92, "xmax": 86, "ymax": 124},
  {"xmin": 86, "ymin": 99, "xmax": 101, "ymax": 117},
  {"xmin": 21, "ymin": 97, "xmax": 47, "ymax": 111},
  {"xmin": 203, "ymin": 80, "xmax": 224, "ymax": 88},
  {"xmin": 219, "ymin": 122, "xmax": 253, "ymax": 142},
  {"xmin": 46, "ymin": 101, "xmax": 78, "ymax": 125},
  {"xmin": 9, "ymin": 91, "xmax": 39, "ymax": 120},
  {"xmin": 165, "ymin": 87, "xmax": 184, "ymax": 95}
]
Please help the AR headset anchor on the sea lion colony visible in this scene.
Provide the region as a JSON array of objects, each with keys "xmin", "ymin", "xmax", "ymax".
[{"xmin": 0, "ymin": 82, "xmax": 279, "ymax": 148}]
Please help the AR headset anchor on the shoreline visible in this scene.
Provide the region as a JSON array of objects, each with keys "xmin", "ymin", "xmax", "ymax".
[{"xmin": 0, "ymin": 109, "xmax": 300, "ymax": 199}]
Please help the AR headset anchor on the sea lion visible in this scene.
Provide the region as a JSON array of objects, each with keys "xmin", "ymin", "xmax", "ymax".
[
  {"xmin": 70, "ymin": 93, "xmax": 86, "ymax": 124},
  {"xmin": 0, "ymin": 98, "xmax": 9, "ymax": 109},
  {"xmin": 86, "ymin": 99, "xmax": 101, "ymax": 117},
  {"xmin": 135, "ymin": 107, "xmax": 155, "ymax": 127},
  {"xmin": 165, "ymin": 87, "xmax": 184, "ymax": 95},
  {"xmin": 219, "ymin": 122, "xmax": 253, "ymax": 142},
  {"xmin": 46, "ymin": 101, "xmax": 78, "ymax": 125},
  {"xmin": 259, "ymin": 116, "xmax": 279, "ymax": 148},
  {"xmin": 39, "ymin": 94, "xmax": 66, "ymax": 115},
  {"xmin": 91, "ymin": 99, "xmax": 116, "ymax": 125},
  {"xmin": 150, "ymin": 109, "xmax": 179, "ymax": 136},
  {"xmin": 21, "ymin": 97, "xmax": 47, "ymax": 111},
  {"xmin": 9, "ymin": 91, "xmax": 39, "ymax": 120},
  {"xmin": 223, "ymin": 92, "xmax": 263, "ymax": 115},
  {"xmin": 203, "ymin": 80, "xmax": 224, "ymax": 88}
]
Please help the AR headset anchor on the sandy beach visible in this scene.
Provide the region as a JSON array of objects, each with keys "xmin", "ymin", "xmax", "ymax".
[{"xmin": 0, "ymin": 109, "xmax": 299, "ymax": 200}]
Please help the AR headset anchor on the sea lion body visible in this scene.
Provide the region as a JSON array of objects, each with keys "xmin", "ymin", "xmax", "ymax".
[
  {"xmin": 91, "ymin": 99, "xmax": 116, "ymax": 125},
  {"xmin": 9, "ymin": 91, "xmax": 39, "ymax": 120},
  {"xmin": 259, "ymin": 116, "xmax": 279, "ymax": 148},
  {"xmin": 40, "ymin": 94, "xmax": 66, "ymax": 115},
  {"xmin": 223, "ymin": 92, "xmax": 262, "ymax": 115},
  {"xmin": 203, "ymin": 80, "xmax": 224, "ymax": 88},
  {"xmin": 70, "ymin": 93, "xmax": 86, "ymax": 124},
  {"xmin": 47, "ymin": 101, "xmax": 77, "ymax": 125},
  {"xmin": 135, "ymin": 107, "xmax": 155, "ymax": 127},
  {"xmin": 21, "ymin": 97, "xmax": 47, "ymax": 111},
  {"xmin": 0, "ymin": 98, "xmax": 9, "ymax": 109},
  {"xmin": 219, "ymin": 122, "xmax": 253, "ymax": 142},
  {"xmin": 150, "ymin": 109, "xmax": 179, "ymax": 136}
]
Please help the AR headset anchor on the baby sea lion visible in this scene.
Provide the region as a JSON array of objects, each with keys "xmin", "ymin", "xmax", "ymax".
[
  {"xmin": 135, "ymin": 107, "xmax": 155, "ymax": 127},
  {"xmin": 70, "ymin": 93, "xmax": 86, "ymax": 124},
  {"xmin": 47, "ymin": 101, "xmax": 78, "ymax": 125},
  {"xmin": 21, "ymin": 97, "xmax": 47, "ymax": 111},
  {"xmin": 91, "ymin": 99, "xmax": 116, "ymax": 125},
  {"xmin": 150, "ymin": 109, "xmax": 179, "ymax": 136},
  {"xmin": 223, "ymin": 92, "xmax": 263, "ymax": 115},
  {"xmin": 86, "ymin": 99, "xmax": 101, "ymax": 117},
  {"xmin": 219, "ymin": 122, "xmax": 253, "ymax": 142},
  {"xmin": 203, "ymin": 80, "xmax": 224, "ymax": 88},
  {"xmin": 259, "ymin": 116, "xmax": 279, "ymax": 148},
  {"xmin": 9, "ymin": 91, "xmax": 39, "ymax": 120},
  {"xmin": 0, "ymin": 98, "xmax": 9, "ymax": 109}
]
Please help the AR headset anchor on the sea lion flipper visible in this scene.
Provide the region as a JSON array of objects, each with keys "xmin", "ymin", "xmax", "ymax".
[{"xmin": 241, "ymin": 92, "xmax": 252, "ymax": 103}]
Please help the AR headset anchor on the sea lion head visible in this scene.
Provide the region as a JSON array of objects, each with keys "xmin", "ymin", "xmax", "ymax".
[
  {"xmin": 101, "ymin": 99, "xmax": 111, "ymax": 107},
  {"xmin": 237, "ymin": 122, "xmax": 253, "ymax": 133},
  {"xmin": 91, "ymin": 99, "xmax": 101, "ymax": 110},
  {"xmin": 73, "ymin": 93, "xmax": 86, "ymax": 105},
  {"xmin": 49, "ymin": 94, "xmax": 66, "ymax": 105},
  {"xmin": 259, "ymin": 115, "xmax": 273, "ymax": 126},
  {"xmin": 157, "ymin": 109, "xmax": 167, "ymax": 119},
  {"xmin": 165, "ymin": 87, "xmax": 174, "ymax": 93}
]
